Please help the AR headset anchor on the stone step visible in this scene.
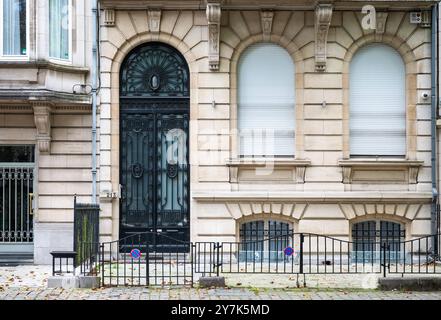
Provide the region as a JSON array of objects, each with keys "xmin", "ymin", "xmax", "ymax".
[{"xmin": 0, "ymin": 253, "xmax": 34, "ymax": 266}]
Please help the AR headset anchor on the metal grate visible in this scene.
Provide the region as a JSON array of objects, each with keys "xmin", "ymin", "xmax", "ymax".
[
  {"xmin": 0, "ymin": 166, "xmax": 34, "ymax": 243},
  {"xmin": 352, "ymin": 220, "xmax": 405, "ymax": 262},
  {"xmin": 239, "ymin": 220, "xmax": 293, "ymax": 261}
]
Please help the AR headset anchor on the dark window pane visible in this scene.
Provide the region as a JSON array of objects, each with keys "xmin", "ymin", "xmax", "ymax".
[
  {"xmin": 380, "ymin": 221, "xmax": 404, "ymax": 252},
  {"xmin": 0, "ymin": 146, "xmax": 35, "ymax": 163},
  {"xmin": 352, "ymin": 221, "xmax": 376, "ymax": 252},
  {"xmin": 19, "ymin": 0, "xmax": 27, "ymax": 55},
  {"xmin": 240, "ymin": 220, "xmax": 292, "ymax": 259}
]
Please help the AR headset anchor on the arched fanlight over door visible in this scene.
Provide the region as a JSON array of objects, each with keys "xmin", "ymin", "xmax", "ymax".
[{"xmin": 120, "ymin": 42, "xmax": 190, "ymax": 98}]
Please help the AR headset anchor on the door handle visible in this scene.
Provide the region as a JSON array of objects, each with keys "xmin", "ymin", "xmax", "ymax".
[{"xmin": 28, "ymin": 193, "xmax": 34, "ymax": 216}]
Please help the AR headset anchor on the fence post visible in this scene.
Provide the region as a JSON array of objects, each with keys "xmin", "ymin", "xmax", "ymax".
[
  {"xmin": 100, "ymin": 243, "xmax": 105, "ymax": 286},
  {"xmin": 146, "ymin": 241, "xmax": 150, "ymax": 286},
  {"xmin": 216, "ymin": 242, "xmax": 220, "ymax": 277},
  {"xmin": 299, "ymin": 233, "xmax": 304, "ymax": 274},
  {"xmin": 190, "ymin": 243, "xmax": 194, "ymax": 288},
  {"xmin": 382, "ymin": 243, "xmax": 388, "ymax": 278}
]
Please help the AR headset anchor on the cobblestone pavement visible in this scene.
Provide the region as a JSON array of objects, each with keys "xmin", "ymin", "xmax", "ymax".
[
  {"xmin": 1, "ymin": 265, "xmax": 441, "ymax": 300},
  {"xmin": 0, "ymin": 287, "xmax": 441, "ymax": 300}
]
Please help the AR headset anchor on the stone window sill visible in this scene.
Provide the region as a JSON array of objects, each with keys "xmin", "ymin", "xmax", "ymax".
[
  {"xmin": 226, "ymin": 157, "xmax": 311, "ymax": 184},
  {"xmin": 338, "ymin": 158, "xmax": 424, "ymax": 184}
]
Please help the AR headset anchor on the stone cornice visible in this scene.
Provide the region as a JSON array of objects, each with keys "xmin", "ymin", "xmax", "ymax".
[
  {"xmin": 0, "ymin": 60, "xmax": 90, "ymax": 75},
  {"xmin": 99, "ymin": 1, "xmax": 436, "ymax": 10},
  {"xmin": 0, "ymin": 90, "xmax": 91, "ymax": 107},
  {"xmin": 192, "ymin": 191, "xmax": 432, "ymax": 203}
]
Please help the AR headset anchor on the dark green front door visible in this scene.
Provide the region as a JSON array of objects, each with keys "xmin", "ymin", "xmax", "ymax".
[{"xmin": 119, "ymin": 42, "xmax": 190, "ymax": 252}]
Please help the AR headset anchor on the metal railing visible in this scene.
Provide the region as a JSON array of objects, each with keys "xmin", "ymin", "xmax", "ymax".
[
  {"xmin": 77, "ymin": 230, "xmax": 441, "ymax": 287},
  {"xmin": 73, "ymin": 196, "xmax": 100, "ymax": 275},
  {"xmin": 99, "ymin": 231, "xmax": 193, "ymax": 287},
  {"xmin": 216, "ymin": 232, "xmax": 441, "ymax": 276}
]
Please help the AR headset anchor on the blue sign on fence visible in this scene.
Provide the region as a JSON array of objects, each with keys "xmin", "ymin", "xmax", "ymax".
[
  {"xmin": 130, "ymin": 249, "xmax": 142, "ymax": 259},
  {"xmin": 284, "ymin": 247, "xmax": 294, "ymax": 256}
]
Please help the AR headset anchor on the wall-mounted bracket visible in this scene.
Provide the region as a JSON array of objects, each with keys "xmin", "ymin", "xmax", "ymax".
[
  {"xmin": 206, "ymin": 2, "xmax": 221, "ymax": 71},
  {"xmin": 315, "ymin": 3, "xmax": 333, "ymax": 72},
  {"xmin": 32, "ymin": 103, "xmax": 52, "ymax": 154}
]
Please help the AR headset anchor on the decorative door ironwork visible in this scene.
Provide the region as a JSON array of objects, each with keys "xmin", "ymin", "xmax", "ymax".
[
  {"xmin": 120, "ymin": 42, "xmax": 190, "ymax": 252},
  {"xmin": 0, "ymin": 146, "xmax": 35, "ymax": 245}
]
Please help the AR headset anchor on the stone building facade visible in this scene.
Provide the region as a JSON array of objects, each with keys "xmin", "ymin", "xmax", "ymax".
[
  {"xmin": 0, "ymin": 0, "xmax": 94, "ymax": 263},
  {"xmin": 0, "ymin": 0, "xmax": 439, "ymax": 264}
]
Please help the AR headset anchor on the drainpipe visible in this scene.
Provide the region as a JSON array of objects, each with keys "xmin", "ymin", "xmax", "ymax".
[
  {"xmin": 91, "ymin": 0, "xmax": 98, "ymax": 204},
  {"xmin": 431, "ymin": 4, "xmax": 439, "ymax": 252}
]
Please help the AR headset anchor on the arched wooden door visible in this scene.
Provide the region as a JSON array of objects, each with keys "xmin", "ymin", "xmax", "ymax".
[{"xmin": 119, "ymin": 42, "xmax": 190, "ymax": 252}]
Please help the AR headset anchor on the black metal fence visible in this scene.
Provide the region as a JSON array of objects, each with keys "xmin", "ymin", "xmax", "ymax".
[
  {"xmin": 99, "ymin": 232, "xmax": 193, "ymax": 287},
  {"xmin": 73, "ymin": 196, "xmax": 100, "ymax": 275},
  {"xmin": 215, "ymin": 232, "xmax": 441, "ymax": 277},
  {"xmin": 77, "ymin": 230, "xmax": 441, "ymax": 287}
]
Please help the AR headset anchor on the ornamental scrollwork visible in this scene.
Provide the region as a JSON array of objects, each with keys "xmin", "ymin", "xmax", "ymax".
[{"xmin": 120, "ymin": 43, "xmax": 190, "ymax": 97}]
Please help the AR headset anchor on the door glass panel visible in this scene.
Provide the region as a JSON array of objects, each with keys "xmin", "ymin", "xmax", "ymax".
[
  {"xmin": 120, "ymin": 114, "xmax": 154, "ymax": 230},
  {"xmin": 157, "ymin": 114, "xmax": 188, "ymax": 229}
]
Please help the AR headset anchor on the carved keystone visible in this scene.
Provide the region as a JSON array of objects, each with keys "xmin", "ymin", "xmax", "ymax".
[{"xmin": 148, "ymin": 8, "xmax": 161, "ymax": 33}]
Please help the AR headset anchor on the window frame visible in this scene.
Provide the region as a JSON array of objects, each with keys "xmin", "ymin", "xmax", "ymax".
[
  {"xmin": 351, "ymin": 219, "xmax": 406, "ymax": 262},
  {"xmin": 238, "ymin": 218, "xmax": 295, "ymax": 259},
  {"xmin": 348, "ymin": 43, "xmax": 407, "ymax": 158},
  {"xmin": 48, "ymin": 0, "xmax": 72, "ymax": 64},
  {"xmin": 237, "ymin": 42, "xmax": 296, "ymax": 158},
  {"xmin": 0, "ymin": 0, "xmax": 30, "ymax": 61}
]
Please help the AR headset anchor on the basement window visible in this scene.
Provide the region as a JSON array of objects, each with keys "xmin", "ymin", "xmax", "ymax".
[
  {"xmin": 239, "ymin": 220, "xmax": 293, "ymax": 261},
  {"xmin": 352, "ymin": 220, "xmax": 405, "ymax": 262}
]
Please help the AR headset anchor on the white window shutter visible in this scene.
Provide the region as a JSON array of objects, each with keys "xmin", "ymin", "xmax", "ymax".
[
  {"xmin": 350, "ymin": 44, "xmax": 406, "ymax": 156},
  {"xmin": 238, "ymin": 43, "xmax": 296, "ymax": 156}
]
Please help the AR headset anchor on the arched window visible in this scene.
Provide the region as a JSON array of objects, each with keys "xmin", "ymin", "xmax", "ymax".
[
  {"xmin": 352, "ymin": 220, "xmax": 405, "ymax": 262},
  {"xmin": 239, "ymin": 219, "xmax": 293, "ymax": 261},
  {"xmin": 238, "ymin": 43, "xmax": 295, "ymax": 157},
  {"xmin": 349, "ymin": 44, "xmax": 406, "ymax": 156}
]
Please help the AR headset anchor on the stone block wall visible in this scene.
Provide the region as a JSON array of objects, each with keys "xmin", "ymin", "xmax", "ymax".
[{"xmin": 98, "ymin": 7, "xmax": 433, "ymax": 244}]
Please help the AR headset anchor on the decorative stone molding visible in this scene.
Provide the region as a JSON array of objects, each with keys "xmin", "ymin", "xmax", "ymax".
[
  {"xmin": 103, "ymin": 8, "xmax": 116, "ymax": 27},
  {"xmin": 260, "ymin": 10, "xmax": 274, "ymax": 41},
  {"xmin": 206, "ymin": 2, "xmax": 221, "ymax": 71},
  {"xmin": 339, "ymin": 159, "xmax": 424, "ymax": 185},
  {"xmin": 226, "ymin": 158, "xmax": 311, "ymax": 184},
  {"xmin": 147, "ymin": 8, "xmax": 162, "ymax": 33},
  {"xmin": 32, "ymin": 103, "xmax": 52, "ymax": 154},
  {"xmin": 225, "ymin": 201, "xmax": 307, "ymax": 220},
  {"xmin": 314, "ymin": 3, "xmax": 333, "ymax": 72},
  {"xmin": 339, "ymin": 203, "xmax": 423, "ymax": 221},
  {"xmin": 193, "ymin": 191, "xmax": 431, "ymax": 204}
]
